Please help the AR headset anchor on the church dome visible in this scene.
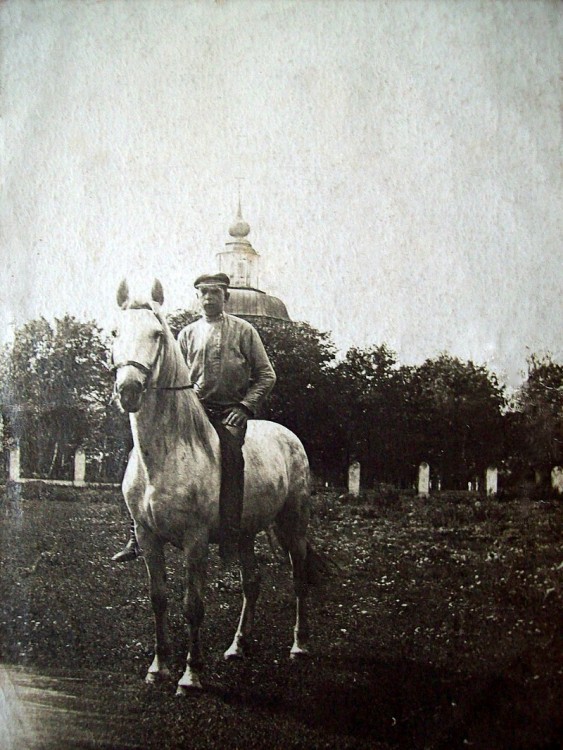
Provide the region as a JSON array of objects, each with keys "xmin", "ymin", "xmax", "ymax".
[
  {"xmin": 226, "ymin": 288, "xmax": 290, "ymax": 322},
  {"xmin": 228, "ymin": 199, "xmax": 251, "ymax": 243}
]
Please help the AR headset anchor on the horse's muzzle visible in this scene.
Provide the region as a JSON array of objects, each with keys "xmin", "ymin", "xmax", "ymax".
[{"xmin": 117, "ymin": 381, "xmax": 144, "ymax": 413}]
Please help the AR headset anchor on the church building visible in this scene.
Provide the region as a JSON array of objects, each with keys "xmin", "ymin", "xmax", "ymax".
[{"xmin": 217, "ymin": 203, "xmax": 290, "ymax": 322}]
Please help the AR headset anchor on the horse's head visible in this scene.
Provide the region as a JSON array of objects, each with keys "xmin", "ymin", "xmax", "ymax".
[{"xmin": 112, "ymin": 279, "xmax": 166, "ymax": 413}]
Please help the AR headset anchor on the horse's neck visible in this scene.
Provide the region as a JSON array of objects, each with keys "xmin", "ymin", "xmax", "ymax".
[
  {"xmin": 157, "ymin": 333, "xmax": 188, "ymax": 388},
  {"xmin": 130, "ymin": 338, "xmax": 217, "ymax": 466}
]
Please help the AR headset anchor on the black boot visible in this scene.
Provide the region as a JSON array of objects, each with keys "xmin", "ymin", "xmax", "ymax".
[
  {"xmin": 213, "ymin": 423, "xmax": 244, "ymax": 568},
  {"xmin": 112, "ymin": 520, "xmax": 141, "ymax": 562}
]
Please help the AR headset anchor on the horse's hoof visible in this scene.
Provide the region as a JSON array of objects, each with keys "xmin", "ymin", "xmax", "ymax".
[
  {"xmin": 175, "ymin": 682, "xmax": 203, "ymax": 696},
  {"xmin": 224, "ymin": 651, "xmax": 244, "ymax": 662},
  {"xmin": 224, "ymin": 635, "xmax": 249, "ymax": 661},
  {"xmin": 176, "ymin": 668, "xmax": 203, "ymax": 693},
  {"xmin": 289, "ymin": 646, "xmax": 310, "ymax": 660},
  {"xmin": 145, "ymin": 668, "xmax": 171, "ymax": 684},
  {"xmin": 224, "ymin": 647, "xmax": 245, "ymax": 661}
]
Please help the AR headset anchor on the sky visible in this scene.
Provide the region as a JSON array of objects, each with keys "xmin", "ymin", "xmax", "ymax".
[{"xmin": 1, "ymin": 0, "xmax": 561, "ymax": 386}]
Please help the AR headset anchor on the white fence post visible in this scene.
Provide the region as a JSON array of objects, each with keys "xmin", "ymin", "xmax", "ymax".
[
  {"xmin": 551, "ymin": 466, "xmax": 563, "ymax": 495},
  {"xmin": 486, "ymin": 466, "xmax": 498, "ymax": 496},
  {"xmin": 348, "ymin": 461, "xmax": 361, "ymax": 497},
  {"xmin": 8, "ymin": 441, "xmax": 21, "ymax": 482},
  {"xmin": 74, "ymin": 448, "xmax": 86, "ymax": 487},
  {"xmin": 418, "ymin": 462, "xmax": 430, "ymax": 498}
]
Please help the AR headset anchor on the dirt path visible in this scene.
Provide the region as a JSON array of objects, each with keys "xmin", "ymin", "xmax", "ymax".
[{"xmin": 0, "ymin": 665, "xmax": 144, "ymax": 750}]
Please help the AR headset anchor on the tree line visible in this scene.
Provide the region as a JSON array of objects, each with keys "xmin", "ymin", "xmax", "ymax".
[{"xmin": 1, "ymin": 312, "xmax": 561, "ymax": 490}]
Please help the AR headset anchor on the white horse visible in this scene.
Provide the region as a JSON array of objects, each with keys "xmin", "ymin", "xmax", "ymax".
[{"xmin": 112, "ymin": 279, "xmax": 325, "ymax": 694}]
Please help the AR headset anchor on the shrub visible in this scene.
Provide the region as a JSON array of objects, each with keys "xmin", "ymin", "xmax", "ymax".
[{"xmin": 371, "ymin": 484, "xmax": 401, "ymax": 504}]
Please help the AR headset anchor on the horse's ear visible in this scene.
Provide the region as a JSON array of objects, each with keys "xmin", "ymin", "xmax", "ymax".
[
  {"xmin": 151, "ymin": 279, "xmax": 164, "ymax": 305},
  {"xmin": 116, "ymin": 279, "xmax": 129, "ymax": 308}
]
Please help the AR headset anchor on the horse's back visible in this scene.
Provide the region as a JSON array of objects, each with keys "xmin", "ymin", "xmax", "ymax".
[
  {"xmin": 246, "ymin": 419, "xmax": 306, "ymax": 453},
  {"xmin": 245, "ymin": 420, "xmax": 309, "ymax": 479}
]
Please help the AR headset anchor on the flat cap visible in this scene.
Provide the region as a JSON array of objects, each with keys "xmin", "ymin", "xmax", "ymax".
[{"xmin": 194, "ymin": 272, "xmax": 230, "ymax": 289}]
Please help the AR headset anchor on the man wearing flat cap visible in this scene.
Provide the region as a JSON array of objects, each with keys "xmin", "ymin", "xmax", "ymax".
[{"xmin": 177, "ymin": 272, "xmax": 276, "ymax": 563}]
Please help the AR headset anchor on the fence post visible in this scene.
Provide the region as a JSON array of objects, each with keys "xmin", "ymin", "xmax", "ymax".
[
  {"xmin": 551, "ymin": 466, "xmax": 563, "ymax": 495},
  {"xmin": 8, "ymin": 440, "xmax": 21, "ymax": 482},
  {"xmin": 74, "ymin": 448, "xmax": 86, "ymax": 487},
  {"xmin": 348, "ymin": 461, "xmax": 361, "ymax": 497},
  {"xmin": 418, "ymin": 462, "xmax": 430, "ymax": 498},
  {"xmin": 486, "ymin": 466, "xmax": 498, "ymax": 496}
]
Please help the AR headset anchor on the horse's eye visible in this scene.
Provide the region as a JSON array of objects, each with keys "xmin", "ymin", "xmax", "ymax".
[{"xmin": 111, "ymin": 328, "xmax": 119, "ymax": 338}]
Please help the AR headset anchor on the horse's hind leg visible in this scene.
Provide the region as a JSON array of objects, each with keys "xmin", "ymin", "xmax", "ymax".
[
  {"xmin": 224, "ymin": 532, "xmax": 261, "ymax": 660},
  {"xmin": 289, "ymin": 537, "xmax": 311, "ymax": 659},
  {"xmin": 138, "ymin": 529, "xmax": 171, "ymax": 684},
  {"xmin": 274, "ymin": 524, "xmax": 310, "ymax": 659}
]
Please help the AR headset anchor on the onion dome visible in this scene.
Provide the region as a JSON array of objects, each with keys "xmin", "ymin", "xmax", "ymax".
[{"xmin": 228, "ymin": 199, "xmax": 251, "ymax": 241}]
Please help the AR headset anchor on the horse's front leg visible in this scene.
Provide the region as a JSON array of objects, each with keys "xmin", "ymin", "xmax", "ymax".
[
  {"xmin": 177, "ymin": 533, "xmax": 209, "ymax": 695},
  {"xmin": 224, "ymin": 533, "xmax": 260, "ymax": 660},
  {"xmin": 137, "ymin": 527, "xmax": 172, "ymax": 684}
]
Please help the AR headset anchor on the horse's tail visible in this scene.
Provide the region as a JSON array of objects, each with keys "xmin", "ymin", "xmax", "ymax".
[
  {"xmin": 305, "ymin": 541, "xmax": 338, "ymax": 586},
  {"xmin": 271, "ymin": 523, "xmax": 338, "ymax": 586}
]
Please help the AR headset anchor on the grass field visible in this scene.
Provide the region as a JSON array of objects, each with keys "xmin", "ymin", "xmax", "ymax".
[{"xmin": 1, "ymin": 485, "xmax": 561, "ymax": 749}]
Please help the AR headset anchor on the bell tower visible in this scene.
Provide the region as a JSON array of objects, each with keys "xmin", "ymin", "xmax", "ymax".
[
  {"xmin": 215, "ymin": 200, "xmax": 291, "ymax": 321},
  {"xmin": 216, "ymin": 199, "xmax": 259, "ymax": 289}
]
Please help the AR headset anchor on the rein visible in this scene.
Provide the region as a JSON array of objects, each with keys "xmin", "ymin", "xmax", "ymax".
[{"xmin": 151, "ymin": 384, "xmax": 194, "ymax": 391}]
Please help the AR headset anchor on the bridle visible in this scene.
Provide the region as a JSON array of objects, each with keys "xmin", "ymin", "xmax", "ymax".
[
  {"xmin": 111, "ymin": 317, "xmax": 194, "ymax": 396},
  {"xmin": 112, "ymin": 331, "xmax": 164, "ymax": 390}
]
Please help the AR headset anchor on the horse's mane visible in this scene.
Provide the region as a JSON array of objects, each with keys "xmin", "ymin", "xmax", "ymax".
[
  {"xmin": 151, "ymin": 307, "xmax": 190, "ymax": 387},
  {"xmin": 126, "ymin": 300, "xmax": 214, "ymax": 453}
]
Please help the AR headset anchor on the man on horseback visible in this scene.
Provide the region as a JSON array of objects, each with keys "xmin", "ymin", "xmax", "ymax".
[
  {"xmin": 179, "ymin": 272, "xmax": 276, "ymax": 563},
  {"xmin": 112, "ymin": 272, "xmax": 276, "ymax": 565}
]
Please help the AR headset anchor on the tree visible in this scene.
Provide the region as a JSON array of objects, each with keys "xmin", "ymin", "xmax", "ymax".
[
  {"xmin": 167, "ymin": 309, "xmax": 200, "ymax": 338},
  {"xmin": 411, "ymin": 355, "xmax": 506, "ymax": 489},
  {"xmin": 0, "ymin": 316, "xmax": 127, "ymax": 479},
  {"xmin": 512, "ymin": 354, "xmax": 563, "ymax": 482},
  {"xmin": 334, "ymin": 345, "xmax": 413, "ymax": 486}
]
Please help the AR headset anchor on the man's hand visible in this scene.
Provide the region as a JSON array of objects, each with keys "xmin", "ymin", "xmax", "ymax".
[{"xmin": 223, "ymin": 405, "xmax": 251, "ymax": 428}]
